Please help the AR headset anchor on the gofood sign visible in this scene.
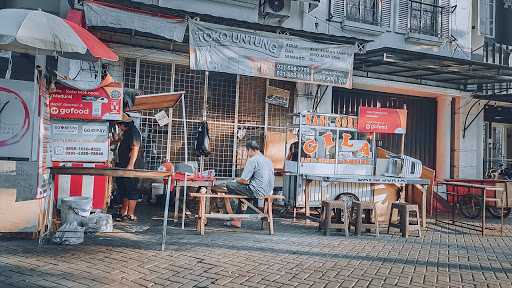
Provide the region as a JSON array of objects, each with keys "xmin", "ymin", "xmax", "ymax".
[{"xmin": 49, "ymin": 81, "xmax": 123, "ymax": 121}]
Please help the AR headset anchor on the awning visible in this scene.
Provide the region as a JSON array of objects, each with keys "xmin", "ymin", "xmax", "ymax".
[
  {"xmin": 355, "ymin": 47, "xmax": 512, "ymax": 91},
  {"xmin": 83, "ymin": 1, "xmax": 187, "ymax": 42},
  {"xmin": 127, "ymin": 91, "xmax": 185, "ymax": 111}
]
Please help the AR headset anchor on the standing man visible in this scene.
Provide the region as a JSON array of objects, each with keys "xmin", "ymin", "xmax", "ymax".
[
  {"xmin": 226, "ymin": 140, "xmax": 274, "ymax": 228},
  {"xmin": 115, "ymin": 114, "xmax": 144, "ymax": 221}
]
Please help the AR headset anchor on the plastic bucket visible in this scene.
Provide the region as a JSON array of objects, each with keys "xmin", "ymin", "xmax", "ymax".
[{"xmin": 61, "ymin": 196, "xmax": 92, "ymax": 225}]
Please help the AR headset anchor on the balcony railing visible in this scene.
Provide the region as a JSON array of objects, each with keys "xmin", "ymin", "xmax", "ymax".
[
  {"xmin": 346, "ymin": 0, "xmax": 381, "ymax": 26},
  {"xmin": 408, "ymin": 0, "xmax": 442, "ymax": 38}
]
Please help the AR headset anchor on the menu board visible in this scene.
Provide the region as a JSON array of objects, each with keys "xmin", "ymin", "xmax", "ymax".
[{"xmin": 50, "ymin": 121, "xmax": 109, "ymax": 162}]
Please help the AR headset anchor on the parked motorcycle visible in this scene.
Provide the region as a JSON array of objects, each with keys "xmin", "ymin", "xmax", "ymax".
[{"xmin": 459, "ymin": 167, "xmax": 512, "ymax": 219}]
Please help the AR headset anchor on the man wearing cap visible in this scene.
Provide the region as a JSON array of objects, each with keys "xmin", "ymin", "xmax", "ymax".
[
  {"xmin": 226, "ymin": 140, "xmax": 274, "ymax": 228},
  {"xmin": 115, "ymin": 114, "xmax": 144, "ymax": 221}
]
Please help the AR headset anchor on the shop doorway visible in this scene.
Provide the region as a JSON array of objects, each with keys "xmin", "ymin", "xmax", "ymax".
[{"xmin": 484, "ymin": 122, "xmax": 512, "ymax": 176}]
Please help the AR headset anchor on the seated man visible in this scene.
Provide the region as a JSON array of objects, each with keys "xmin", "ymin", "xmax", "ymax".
[{"xmin": 226, "ymin": 140, "xmax": 274, "ymax": 228}]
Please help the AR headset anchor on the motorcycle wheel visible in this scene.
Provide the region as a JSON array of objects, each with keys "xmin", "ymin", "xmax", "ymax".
[
  {"xmin": 487, "ymin": 207, "xmax": 512, "ymax": 218},
  {"xmin": 458, "ymin": 194, "xmax": 482, "ymax": 219}
]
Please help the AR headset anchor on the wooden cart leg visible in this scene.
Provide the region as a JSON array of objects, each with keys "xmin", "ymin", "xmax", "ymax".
[
  {"xmin": 482, "ymin": 190, "xmax": 486, "ymax": 236},
  {"xmin": 501, "ymin": 203, "xmax": 504, "ymax": 236},
  {"xmin": 198, "ymin": 195, "xmax": 204, "ymax": 235},
  {"xmin": 343, "ymin": 203, "xmax": 349, "ymax": 238},
  {"xmin": 196, "ymin": 198, "xmax": 201, "ymax": 233},
  {"xmin": 202, "ymin": 195, "xmax": 208, "ymax": 236},
  {"xmin": 304, "ymin": 183, "xmax": 310, "ymax": 224},
  {"xmin": 262, "ymin": 200, "xmax": 268, "ymax": 230},
  {"xmin": 374, "ymin": 207, "xmax": 379, "ymax": 237},
  {"xmin": 422, "ymin": 185, "xmax": 427, "ymax": 228},
  {"xmin": 174, "ymin": 187, "xmax": 180, "ymax": 220},
  {"xmin": 267, "ymin": 199, "xmax": 274, "ymax": 235}
]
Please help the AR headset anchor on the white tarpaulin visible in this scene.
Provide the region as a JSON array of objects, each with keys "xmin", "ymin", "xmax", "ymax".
[
  {"xmin": 189, "ymin": 20, "xmax": 355, "ymax": 87},
  {"xmin": 84, "ymin": 2, "xmax": 187, "ymax": 42}
]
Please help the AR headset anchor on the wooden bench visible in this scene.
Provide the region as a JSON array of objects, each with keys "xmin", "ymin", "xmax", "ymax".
[{"xmin": 190, "ymin": 191, "xmax": 284, "ymax": 235}]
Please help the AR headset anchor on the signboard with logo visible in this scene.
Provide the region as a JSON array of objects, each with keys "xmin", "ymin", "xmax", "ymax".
[
  {"xmin": 50, "ymin": 121, "xmax": 109, "ymax": 162},
  {"xmin": 189, "ymin": 20, "xmax": 355, "ymax": 87},
  {"xmin": 0, "ymin": 79, "xmax": 35, "ymax": 160},
  {"xmin": 49, "ymin": 81, "xmax": 123, "ymax": 121},
  {"xmin": 302, "ymin": 113, "xmax": 358, "ymax": 129},
  {"xmin": 357, "ymin": 107, "xmax": 407, "ymax": 134},
  {"xmin": 286, "ymin": 112, "xmax": 374, "ymax": 176}
]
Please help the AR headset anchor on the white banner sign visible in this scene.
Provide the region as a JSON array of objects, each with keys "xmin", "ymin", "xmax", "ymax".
[
  {"xmin": 189, "ymin": 20, "xmax": 355, "ymax": 87},
  {"xmin": 50, "ymin": 121, "xmax": 109, "ymax": 162}
]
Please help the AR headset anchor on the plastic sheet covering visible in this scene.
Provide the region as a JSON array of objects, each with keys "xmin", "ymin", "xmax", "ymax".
[
  {"xmin": 52, "ymin": 222, "xmax": 85, "ymax": 245},
  {"xmin": 85, "ymin": 213, "xmax": 113, "ymax": 233},
  {"xmin": 84, "ymin": 2, "xmax": 187, "ymax": 42}
]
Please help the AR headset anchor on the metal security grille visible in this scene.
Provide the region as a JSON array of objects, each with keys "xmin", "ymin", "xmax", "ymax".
[{"xmin": 123, "ymin": 58, "xmax": 295, "ymax": 177}]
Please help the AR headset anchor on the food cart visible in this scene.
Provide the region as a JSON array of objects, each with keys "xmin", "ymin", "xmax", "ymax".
[{"xmin": 283, "ymin": 108, "xmax": 430, "ymax": 226}]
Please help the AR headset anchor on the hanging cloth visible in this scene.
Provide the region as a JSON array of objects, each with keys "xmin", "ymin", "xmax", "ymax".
[{"xmin": 195, "ymin": 121, "xmax": 211, "ymax": 157}]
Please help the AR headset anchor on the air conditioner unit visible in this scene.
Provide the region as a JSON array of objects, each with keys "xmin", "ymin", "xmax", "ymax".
[
  {"xmin": 262, "ymin": 0, "xmax": 292, "ymax": 19},
  {"xmin": 68, "ymin": 0, "xmax": 84, "ymax": 10}
]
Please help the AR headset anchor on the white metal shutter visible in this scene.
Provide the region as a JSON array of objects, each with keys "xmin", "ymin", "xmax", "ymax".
[
  {"xmin": 329, "ymin": 0, "xmax": 345, "ymax": 22},
  {"xmin": 440, "ymin": 0, "xmax": 451, "ymax": 39},
  {"xmin": 397, "ymin": 0, "xmax": 410, "ymax": 33},
  {"xmin": 381, "ymin": 0, "xmax": 392, "ymax": 29}
]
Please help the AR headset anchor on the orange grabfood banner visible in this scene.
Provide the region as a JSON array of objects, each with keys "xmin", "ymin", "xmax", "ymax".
[{"xmin": 357, "ymin": 106, "xmax": 407, "ymax": 134}]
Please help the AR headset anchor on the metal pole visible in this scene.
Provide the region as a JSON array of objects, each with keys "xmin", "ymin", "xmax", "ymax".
[
  {"xmin": 161, "ymin": 175, "xmax": 172, "ymax": 251},
  {"xmin": 181, "ymin": 96, "xmax": 188, "ymax": 229},
  {"xmin": 232, "ymin": 75, "xmax": 240, "ymax": 178}
]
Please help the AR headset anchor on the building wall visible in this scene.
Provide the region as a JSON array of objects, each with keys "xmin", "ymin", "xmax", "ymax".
[
  {"xmin": 455, "ymin": 97, "xmax": 485, "ymax": 178},
  {"xmin": 151, "ymin": 0, "xmax": 473, "ymax": 58}
]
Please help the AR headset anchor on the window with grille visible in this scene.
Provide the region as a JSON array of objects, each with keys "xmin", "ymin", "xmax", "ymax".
[
  {"xmin": 346, "ymin": 0, "xmax": 381, "ymax": 25},
  {"xmin": 409, "ymin": 0, "xmax": 442, "ymax": 37},
  {"xmin": 479, "ymin": 0, "xmax": 496, "ymax": 37}
]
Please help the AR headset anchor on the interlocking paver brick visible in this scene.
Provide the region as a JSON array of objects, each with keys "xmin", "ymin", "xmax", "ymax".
[{"xmin": 1, "ymin": 217, "xmax": 512, "ymax": 288}]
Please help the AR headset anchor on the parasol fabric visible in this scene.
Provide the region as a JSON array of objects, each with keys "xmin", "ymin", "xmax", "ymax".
[{"xmin": 0, "ymin": 9, "xmax": 118, "ymax": 61}]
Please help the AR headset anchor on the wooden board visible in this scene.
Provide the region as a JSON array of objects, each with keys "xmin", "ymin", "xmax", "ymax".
[
  {"xmin": 50, "ymin": 167, "xmax": 171, "ymax": 179},
  {"xmin": 127, "ymin": 91, "xmax": 185, "ymax": 111}
]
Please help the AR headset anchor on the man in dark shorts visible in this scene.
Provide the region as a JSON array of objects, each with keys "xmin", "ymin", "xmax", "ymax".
[
  {"xmin": 226, "ymin": 140, "xmax": 274, "ymax": 228},
  {"xmin": 115, "ymin": 114, "xmax": 144, "ymax": 221}
]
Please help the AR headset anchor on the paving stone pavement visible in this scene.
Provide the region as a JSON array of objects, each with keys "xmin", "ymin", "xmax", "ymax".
[{"xmin": 1, "ymin": 216, "xmax": 512, "ymax": 288}]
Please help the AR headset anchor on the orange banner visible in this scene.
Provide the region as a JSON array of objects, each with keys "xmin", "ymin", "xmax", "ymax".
[{"xmin": 357, "ymin": 106, "xmax": 407, "ymax": 134}]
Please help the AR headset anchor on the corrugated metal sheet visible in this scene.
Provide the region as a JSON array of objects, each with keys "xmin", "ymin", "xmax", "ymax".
[{"xmin": 332, "ymin": 88, "xmax": 437, "ymax": 169}]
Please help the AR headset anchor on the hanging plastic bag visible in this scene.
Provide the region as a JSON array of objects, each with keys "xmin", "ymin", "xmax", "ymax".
[{"xmin": 195, "ymin": 121, "xmax": 211, "ymax": 157}]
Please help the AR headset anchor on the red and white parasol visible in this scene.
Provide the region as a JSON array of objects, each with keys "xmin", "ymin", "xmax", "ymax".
[{"xmin": 0, "ymin": 9, "xmax": 118, "ymax": 61}]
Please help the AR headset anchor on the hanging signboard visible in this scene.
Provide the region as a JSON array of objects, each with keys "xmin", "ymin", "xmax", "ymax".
[
  {"xmin": 302, "ymin": 113, "xmax": 358, "ymax": 129},
  {"xmin": 50, "ymin": 121, "xmax": 109, "ymax": 162},
  {"xmin": 0, "ymin": 79, "xmax": 35, "ymax": 160},
  {"xmin": 357, "ymin": 106, "xmax": 407, "ymax": 134},
  {"xmin": 266, "ymin": 86, "xmax": 290, "ymax": 108},
  {"xmin": 189, "ymin": 20, "xmax": 355, "ymax": 87},
  {"xmin": 49, "ymin": 81, "xmax": 123, "ymax": 121}
]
